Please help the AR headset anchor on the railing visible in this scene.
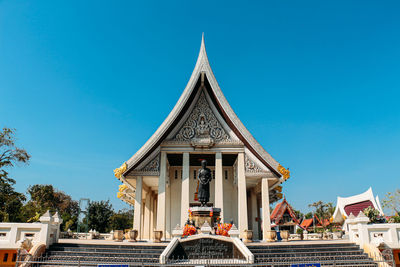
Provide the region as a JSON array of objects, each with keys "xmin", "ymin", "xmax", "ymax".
[{"xmin": 15, "ymin": 252, "xmax": 395, "ymax": 267}]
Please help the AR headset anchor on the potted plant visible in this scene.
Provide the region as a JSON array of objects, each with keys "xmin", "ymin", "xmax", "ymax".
[
  {"xmin": 265, "ymin": 230, "xmax": 276, "ymax": 242},
  {"xmin": 154, "ymin": 230, "xmax": 163, "ymax": 243},
  {"xmin": 280, "ymin": 230, "xmax": 289, "ymax": 241},
  {"xmin": 243, "ymin": 230, "xmax": 253, "ymax": 243},
  {"xmin": 296, "ymin": 228, "xmax": 304, "ymax": 240},
  {"xmin": 113, "ymin": 230, "xmax": 124, "ymax": 242},
  {"xmin": 125, "ymin": 229, "xmax": 138, "ymax": 242}
]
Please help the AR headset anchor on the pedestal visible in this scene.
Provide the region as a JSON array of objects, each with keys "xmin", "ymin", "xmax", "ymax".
[{"xmin": 189, "ymin": 207, "xmax": 221, "ymax": 228}]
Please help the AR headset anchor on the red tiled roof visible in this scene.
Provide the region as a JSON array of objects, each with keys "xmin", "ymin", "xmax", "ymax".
[
  {"xmin": 271, "ymin": 202, "xmax": 284, "ymax": 220},
  {"xmin": 344, "ymin": 200, "xmax": 374, "ymax": 217},
  {"xmin": 270, "ymin": 198, "xmax": 302, "ymax": 227},
  {"xmin": 300, "ymin": 218, "xmax": 313, "ymax": 228}
]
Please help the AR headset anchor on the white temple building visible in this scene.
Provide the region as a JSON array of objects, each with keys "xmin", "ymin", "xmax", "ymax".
[
  {"xmin": 332, "ymin": 187, "xmax": 384, "ymax": 224},
  {"xmin": 113, "ymin": 35, "xmax": 290, "ymax": 241}
]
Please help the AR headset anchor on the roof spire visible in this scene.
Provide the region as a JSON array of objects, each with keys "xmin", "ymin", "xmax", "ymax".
[{"xmin": 196, "ymin": 33, "xmax": 209, "ymax": 70}]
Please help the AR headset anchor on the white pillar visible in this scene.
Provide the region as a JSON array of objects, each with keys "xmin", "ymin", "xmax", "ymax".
[
  {"xmin": 237, "ymin": 152, "xmax": 248, "ymax": 238},
  {"xmin": 250, "ymin": 190, "xmax": 259, "ymax": 239},
  {"xmin": 143, "ymin": 190, "xmax": 151, "ymax": 239},
  {"xmin": 133, "ymin": 176, "xmax": 142, "ymax": 239},
  {"xmin": 149, "ymin": 193, "xmax": 154, "ymax": 240},
  {"xmin": 262, "ymin": 177, "xmax": 271, "ymax": 241},
  {"xmin": 156, "ymin": 151, "xmax": 167, "ymax": 236},
  {"xmin": 215, "ymin": 152, "xmax": 224, "ymax": 222},
  {"xmin": 180, "ymin": 152, "xmax": 190, "ymax": 227},
  {"xmin": 166, "ymin": 181, "xmax": 171, "ymax": 239}
]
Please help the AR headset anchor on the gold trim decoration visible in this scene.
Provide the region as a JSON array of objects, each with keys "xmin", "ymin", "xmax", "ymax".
[
  {"xmin": 117, "ymin": 192, "xmax": 123, "ymax": 199},
  {"xmin": 119, "ymin": 184, "xmax": 128, "ymax": 192},
  {"xmin": 114, "ymin": 162, "xmax": 127, "ymax": 179},
  {"xmin": 276, "ymin": 185, "xmax": 283, "ymax": 193},
  {"xmin": 278, "ymin": 164, "xmax": 290, "ymax": 180},
  {"xmin": 276, "ymin": 193, "xmax": 283, "ymax": 200}
]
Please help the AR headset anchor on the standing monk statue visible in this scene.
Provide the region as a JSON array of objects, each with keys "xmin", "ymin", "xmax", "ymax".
[{"xmin": 198, "ymin": 160, "xmax": 212, "ymax": 207}]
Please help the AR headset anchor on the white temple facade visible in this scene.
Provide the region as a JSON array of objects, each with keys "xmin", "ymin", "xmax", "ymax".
[{"xmin": 114, "ymin": 36, "xmax": 290, "ymax": 241}]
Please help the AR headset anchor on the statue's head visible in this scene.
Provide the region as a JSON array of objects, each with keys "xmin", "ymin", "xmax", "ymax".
[{"xmin": 201, "ymin": 159, "xmax": 207, "ymax": 168}]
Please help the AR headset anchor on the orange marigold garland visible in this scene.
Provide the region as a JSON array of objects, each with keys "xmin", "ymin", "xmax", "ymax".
[
  {"xmin": 182, "ymin": 224, "xmax": 196, "ymax": 237},
  {"xmin": 215, "ymin": 223, "xmax": 232, "ymax": 237}
]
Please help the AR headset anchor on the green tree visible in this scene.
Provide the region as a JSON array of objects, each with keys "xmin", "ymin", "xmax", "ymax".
[
  {"xmin": 308, "ymin": 201, "xmax": 334, "ymax": 230},
  {"xmin": 22, "ymin": 184, "xmax": 79, "ymax": 230},
  {"xmin": 87, "ymin": 200, "xmax": 114, "ymax": 233},
  {"xmin": 0, "ymin": 128, "xmax": 30, "ymax": 222},
  {"xmin": 363, "ymin": 206, "xmax": 380, "ymax": 223},
  {"xmin": 293, "ymin": 209, "xmax": 304, "ymax": 220},
  {"xmin": 382, "ymin": 189, "xmax": 400, "ymax": 216},
  {"xmin": 110, "ymin": 209, "xmax": 133, "ymax": 230},
  {"xmin": 304, "ymin": 212, "xmax": 313, "ymax": 219}
]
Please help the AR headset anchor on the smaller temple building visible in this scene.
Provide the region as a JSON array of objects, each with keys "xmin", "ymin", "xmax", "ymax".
[
  {"xmin": 332, "ymin": 187, "xmax": 384, "ymax": 224},
  {"xmin": 270, "ymin": 198, "xmax": 302, "ymax": 234}
]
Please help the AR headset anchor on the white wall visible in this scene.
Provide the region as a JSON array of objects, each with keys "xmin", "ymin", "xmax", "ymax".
[
  {"xmin": 346, "ymin": 213, "xmax": 400, "ymax": 249},
  {"xmin": 0, "ymin": 211, "xmax": 62, "ymax": 249}
]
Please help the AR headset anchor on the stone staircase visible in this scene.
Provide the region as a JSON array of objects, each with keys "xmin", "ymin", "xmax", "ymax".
[
  {"xmin": 247, "ymin": 242, "xmax": 379, "ymax": 266},
  {"xmin": 38, "ymin": 242, "xmax": 166, "ymax": 266},
  {"xmin": 32, "ymin": 241, "xmax": 380, "ymax": 266}
]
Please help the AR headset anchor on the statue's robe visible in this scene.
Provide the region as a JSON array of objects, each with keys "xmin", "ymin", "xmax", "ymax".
[{"xmin": 198, "ymin": 167, "xmax": 212, "ymax": 204}]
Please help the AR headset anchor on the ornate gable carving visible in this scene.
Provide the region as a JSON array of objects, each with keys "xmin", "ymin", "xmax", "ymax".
[
  {"xmin": 245, "ymin": 154, "xmax": 263, "ymax": 173},
  {"xmin": 132, "ymin": 154, "xmax": 160, "ymax": 176},
  {"xmin": 172, "ymin": 91, "xmax": 231, "ymax": 147}
]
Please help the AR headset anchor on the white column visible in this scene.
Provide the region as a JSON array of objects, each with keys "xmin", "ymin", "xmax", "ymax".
[
  {"xmin": 250, "ymin": 189, "xmax": 259, "ymax": 239},
  {"xmin": 133, "ymin": 176, "xmax": 143, "ymax": 239},
  {"xmin": 180, "ymin": 152, "xmax": 190, "ymax": 227},
  {"xmin": 156, "ymin": 151, "xmax": 167, "ymax": 236},
  {"xmin": 143, "ymin": 190, "xmax": 151, "ymax": 239},
  {"xmin": 237, "ymin": 152, "xmax": 248, "ymax": 238},
  {"xmin": 149, "ymin": 193, "xmax": 154, "ymax": 240},
  {"xmin": 141, "ymin": 191, "xmax": 146, "ymax": 239},
  {"xmin": 166, "ymin": 181, "xmax": 171, "ymax": 239},
  {"xmin": 215, "ymin": 152, "xmax": 224, "ymax": 222},
  {"xmin": 262, "ymin": 177, "xmax": 271, "ymax": 241}
]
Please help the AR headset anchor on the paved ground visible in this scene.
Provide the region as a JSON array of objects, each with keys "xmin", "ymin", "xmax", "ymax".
[{"xmin": 58, "ymin": 238, "xmax": 351, "ymax": 246}]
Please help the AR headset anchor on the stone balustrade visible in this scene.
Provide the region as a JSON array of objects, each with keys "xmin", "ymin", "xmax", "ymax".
[
  {"xmin": 346, "ymin": 212, "xmax": 400, "ymax": 249},
  {"xmin": 0, "ymin": 210, "xmax": 62, "ymax": 249}
]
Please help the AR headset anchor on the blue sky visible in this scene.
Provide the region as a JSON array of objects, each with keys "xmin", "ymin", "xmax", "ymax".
[{"xmin": 1, "ymin": 1, "xmax": 399, "ymax": 214}]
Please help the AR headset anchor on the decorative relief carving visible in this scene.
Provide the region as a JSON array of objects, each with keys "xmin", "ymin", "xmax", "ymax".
[
  {"xmin": 140, "ymin": 155, "xmax": 160, "ymax": 173},
  {"xmin": 173, "ymin": 92, "xmax": 230, "ymax": 147},
  {"xmin": 245, "ymin": 155, "xmax": 263, "ymax": 173}
]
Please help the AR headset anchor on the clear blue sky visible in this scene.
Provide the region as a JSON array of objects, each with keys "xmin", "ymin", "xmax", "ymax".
[{"xmin": 1, "ymin": 1, "xmax": 399, "ymax": 214}]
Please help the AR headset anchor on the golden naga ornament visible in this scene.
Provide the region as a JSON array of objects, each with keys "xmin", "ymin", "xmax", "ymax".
[
  {"xmin": 114, "ymin": 162, "xmax": 127, "ymax": 178},
  {"xmin": 119, "ymin": 184, "xmax": 128, "ymax": 192},
  {"xmin": 117, "ymin": 192, "xmax": 124, "ymax": 199},
  {"xmin": 278, "ymin": 164, "xmax": 290, "ymax": 180},
  {"xmin": 275, "ymin": 185, "xmax": 283, "ymax": 193}
]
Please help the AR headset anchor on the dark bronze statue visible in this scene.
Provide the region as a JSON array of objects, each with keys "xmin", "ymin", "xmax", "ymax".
[{"xmin": 197, "ymin": 160, "xmax": 212, "ymax": 206}]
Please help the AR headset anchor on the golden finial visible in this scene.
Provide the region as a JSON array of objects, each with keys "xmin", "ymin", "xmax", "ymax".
[
  {"xmin": 278, "ymin": 164, "xmax": 290, "ymax": 180},
  {"xmin": 119, "ymin": 184, "xmax": 128, "ymax": 192},
  {"xmin": 114, "ymin": 162, "xmax": 127, "ymax": 178}
]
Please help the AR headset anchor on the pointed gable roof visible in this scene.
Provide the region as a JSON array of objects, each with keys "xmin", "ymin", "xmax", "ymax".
[
  {"xmin": 271, "ymin": 198, "xmax": 301, "ymax": 226},
  {"xmin": 123, "ymin": 35, "xmax": 282, "ymax": 177}
]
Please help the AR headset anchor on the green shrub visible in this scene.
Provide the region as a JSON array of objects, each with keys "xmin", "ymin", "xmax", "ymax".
[{"xmin": 363, "ymin": 207, "xmax": 380, "ymax": 223}]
